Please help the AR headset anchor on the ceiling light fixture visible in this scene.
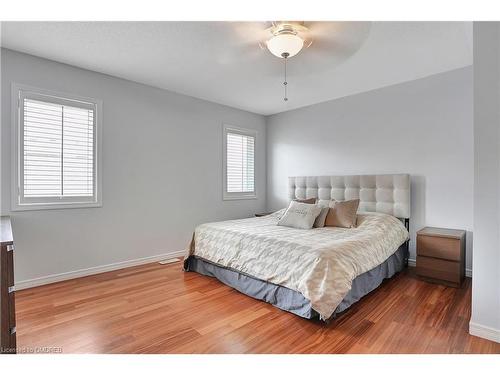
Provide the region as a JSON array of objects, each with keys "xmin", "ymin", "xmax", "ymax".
[
  {"xmin": 263, "ymin": 22, "xmax": 312, "ymax": 102},
  {"xmin": 266, "ymin": 30, "xmax": 304, "ymax": 59}
]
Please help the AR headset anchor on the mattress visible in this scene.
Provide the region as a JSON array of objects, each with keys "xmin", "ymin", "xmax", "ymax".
[{"xmin": 184, "ymin": 211, "xmax": 409, "ymax": 319}]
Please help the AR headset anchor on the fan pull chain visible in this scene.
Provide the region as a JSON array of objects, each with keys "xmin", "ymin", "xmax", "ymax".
[{"xmin": 282, "ymin": 52, "xmax": 289, "ymax": 101}]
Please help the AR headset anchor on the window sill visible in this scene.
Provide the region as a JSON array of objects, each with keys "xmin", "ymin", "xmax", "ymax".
[
  {"xmin": 223, "ymin": 194, "xmax": 258, "ymax": 201},
  {"xmin": 11, "ymin": 201, "xmax": 103, "ymax": 212}
]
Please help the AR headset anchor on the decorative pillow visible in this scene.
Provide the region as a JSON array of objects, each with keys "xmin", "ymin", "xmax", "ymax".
[
  {"xmin": 324, "ymin": 199, "xmax": 360, "ymax": 228},
  {"xmin": 294, "ymin": 197, "xmax": 316, "ymax": 204},
  {"xmin": 278, "ymin": 201, "xmax": 322, "ymax": 230},
  {"xmin": 313, "ymin": 206, "xmax": 330, "ymax": 228}
]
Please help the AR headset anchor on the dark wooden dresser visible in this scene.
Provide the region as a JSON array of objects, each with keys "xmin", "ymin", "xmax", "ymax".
[
  {"xmin": 416, "ymin": 227, "xmax": 466, "ymax": 288},
  {"xmin": 1, "ymin": 216, "xmax": 16, "ymax": 354}
]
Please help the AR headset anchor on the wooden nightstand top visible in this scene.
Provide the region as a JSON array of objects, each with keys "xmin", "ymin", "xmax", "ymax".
[{"xmin": 417, "ymin": 227, "xmax": 466, "ymax": 240}]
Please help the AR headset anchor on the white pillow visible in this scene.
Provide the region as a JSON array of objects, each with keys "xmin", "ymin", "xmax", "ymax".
[{"xmin": 277, "ymin": 201, "xmax": 322, "ymax": 230}]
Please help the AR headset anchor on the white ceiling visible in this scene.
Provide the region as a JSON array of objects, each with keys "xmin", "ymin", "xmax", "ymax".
[{"xmin": 1, "ymin": 22, "xmax": 472, "ymax": 115}]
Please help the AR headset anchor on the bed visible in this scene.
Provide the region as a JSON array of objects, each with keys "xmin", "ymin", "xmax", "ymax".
[{"xmin": 184, "ymin": 174, "xmax": 411, "ymax": 321}]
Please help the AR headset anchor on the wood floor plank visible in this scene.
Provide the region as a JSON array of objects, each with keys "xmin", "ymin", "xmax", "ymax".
[{"xmin": 15, "ymin": 261, "xmax": 500, "ymax": 354}]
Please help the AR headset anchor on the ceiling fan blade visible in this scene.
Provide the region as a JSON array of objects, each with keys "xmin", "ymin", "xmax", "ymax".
[
  {"xmin": 212, "ymin": 22, "xmax": 275, "ymax": 65},
  {"xmin": 231, "ymin": 21, "xmax": 272, "ymax": 46},
  {"xmin": 307, "ymin": 21, "xmax": 372, "ymax": 50},
  {"xmin": 279, "ymin": 22, "xmax": 372, "ymax": 74}
]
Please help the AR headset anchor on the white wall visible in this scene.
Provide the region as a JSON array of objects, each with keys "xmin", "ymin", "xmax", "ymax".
[
  {"xmin": 0, "ymin": 48, "xmax": 267, "ymax": 283},
  {"xmin": 470, "ymin": 22, "xmax": 500, "ymax": 342},
  {"xmin": 266, "ymin": 67, "xmax": 474, "ymax": 269}
]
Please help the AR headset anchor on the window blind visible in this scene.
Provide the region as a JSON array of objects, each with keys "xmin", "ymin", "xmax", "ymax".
[
  {"xmin": 23, "ymin": 98, "xmax": 95, "ymax": 198},
  {"xmin": 226, "ymin": 132, "xmax": 255, "ymax": 193}
]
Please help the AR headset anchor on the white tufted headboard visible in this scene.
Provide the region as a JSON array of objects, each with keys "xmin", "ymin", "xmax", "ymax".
[{"xmin": 288, "ymin": 174, "xmax": 410, "ymax": 219}]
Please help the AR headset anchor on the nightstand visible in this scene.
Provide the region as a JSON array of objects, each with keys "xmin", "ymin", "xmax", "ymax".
[
  {"xmin": 255, "ymin": 212, "xmax": 273, "ymax": 217},
  {"xmin": 416, "ymin": 227, "xmax": 466, "ymax": 288}
]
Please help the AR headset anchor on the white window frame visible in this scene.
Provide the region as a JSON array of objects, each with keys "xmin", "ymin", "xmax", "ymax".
[
  {"xmin": 11, "ymin": 83, "xmax": 103, "ymax": 211},
  {"xmin": 222, "ymin": 124, "xmax": 257, "ymax": 201}
]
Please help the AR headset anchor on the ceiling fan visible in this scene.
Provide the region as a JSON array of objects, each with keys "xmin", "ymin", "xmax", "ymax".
[
  {"xmin": 258, "ymin": 22, "xmax": 313, "ymax": 101},
  {"xmin": 235, "ymin": 21, "xmax": 371, "ymax": 102}
]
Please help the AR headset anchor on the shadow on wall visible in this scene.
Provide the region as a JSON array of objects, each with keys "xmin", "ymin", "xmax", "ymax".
[
  {"xmin": 465, "ymin": 231, "xmax": 473, "ymax": 272},
  {"xmin": 409, "ymin": 175, "xmax": 426, "ymax": 255}
]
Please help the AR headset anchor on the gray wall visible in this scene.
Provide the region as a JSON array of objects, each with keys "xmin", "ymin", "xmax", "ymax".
[
  {"xmin": 266, "ymin": 67, "xmax": 474, "ymax": 269},
  {"xmin": 1, "ymin": 48, "xmax": 267, "ymax": 283},
  {"xmin": 471, "ymin": 22, "xmax": 500, "ymax": 338}
]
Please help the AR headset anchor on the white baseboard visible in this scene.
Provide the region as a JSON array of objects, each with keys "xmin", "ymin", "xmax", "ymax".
[
  {"xmin": 15, "ymin": 250, "xmax": 186, "ymax": 291},
  {"xmin": 469, "ymin": 321, "xmax": 500, "ymax": 343},
  {"xmin": 408, "ymin": 258, "xmax": 472, "ymax": 278}
]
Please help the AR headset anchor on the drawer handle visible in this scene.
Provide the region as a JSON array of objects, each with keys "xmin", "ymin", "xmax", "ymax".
[
  {"xmin": 6, "ymin": 244, "xmax": 14, "ymax": 252},
  {"xmin": 10, "ymin": 326, "xmax": 16, "ymax": 335},
  {"xmin": 8, "ymin": 285, "xmax": 15, "ymax": 293}
]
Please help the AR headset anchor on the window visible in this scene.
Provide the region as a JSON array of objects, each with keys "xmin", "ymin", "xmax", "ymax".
[
  {"xmin": 223, "ymin": 125, "xmax": 256, "ymax": 200},
  {"xmin": 11, "ymin": 84, "xmax": 102, "ymax": 210}
]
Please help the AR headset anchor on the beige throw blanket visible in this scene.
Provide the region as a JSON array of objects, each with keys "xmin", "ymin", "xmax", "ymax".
[{"xmin": 185, "ymin": 211, "xmax": 409, "ymax": 319}]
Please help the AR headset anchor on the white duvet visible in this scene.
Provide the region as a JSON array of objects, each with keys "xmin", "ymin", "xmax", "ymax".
[{"xmin": 185, "ymin": 211, "xmax": 409, "ymax": 319}]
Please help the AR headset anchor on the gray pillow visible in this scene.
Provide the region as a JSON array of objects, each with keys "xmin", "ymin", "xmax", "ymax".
[
  {"xmin": 278, "ymin": 201, "xmax": 322, "ymax": 230},
  {"xmin": 313, "ymin": 206, "xmax": 330, "ymax": 228}
]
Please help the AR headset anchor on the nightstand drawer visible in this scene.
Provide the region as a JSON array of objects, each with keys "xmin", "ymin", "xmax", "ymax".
[
  {"xmin": 417, "ymin": 235, "xmax": 461, "ymax": 261},
  {"xmin": 416, "ymin": 256, "xmax": 461, "ymax": 284}
]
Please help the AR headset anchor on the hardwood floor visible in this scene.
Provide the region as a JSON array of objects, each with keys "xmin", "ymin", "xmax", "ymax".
[{"xmin": 15, "ymin": 261, "xmax": 500, "ymax": 354}]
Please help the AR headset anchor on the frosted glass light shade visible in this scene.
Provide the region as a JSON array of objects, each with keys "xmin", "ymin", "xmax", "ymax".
[{"xmin": 266, "ymin": 33, "xmax": 304, "ymax": 58}]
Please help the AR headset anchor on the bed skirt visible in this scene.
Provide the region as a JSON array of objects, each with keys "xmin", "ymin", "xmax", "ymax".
[{"xmin": 184, "ymin": 245, "xmax": 408, "ymax": 320}]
